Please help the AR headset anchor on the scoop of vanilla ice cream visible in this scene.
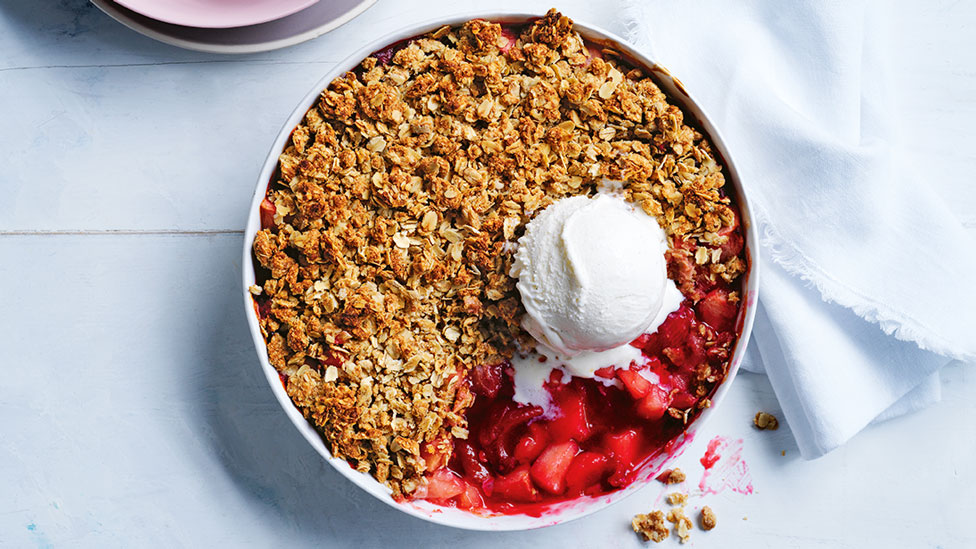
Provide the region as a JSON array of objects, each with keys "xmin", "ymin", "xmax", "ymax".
[{"xmin": 510, "ymin": 193, "xmax": 672, "ymax": 355}]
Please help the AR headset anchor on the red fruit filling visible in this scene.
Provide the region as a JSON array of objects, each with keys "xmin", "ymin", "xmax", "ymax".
[
  {"xmin": 259, "ymin": 197, "xmax": 276, "ymax": 230},
  {"xmin": 418, "ymin": 290, "xmax": 742, "ymax": 516},
  {"xmin": 699, "ymin": 288, "xmax": 738, "ymax": 333}
]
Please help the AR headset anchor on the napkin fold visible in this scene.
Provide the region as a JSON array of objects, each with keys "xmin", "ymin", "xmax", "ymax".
[{"xmin": 619, "ymin": 0, "xmax": 976, "ymax": 457}]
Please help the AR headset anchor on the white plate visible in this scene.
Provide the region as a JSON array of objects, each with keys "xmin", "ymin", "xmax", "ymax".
[
  {"xmin": 91, "ymin": 0, "xmax": 376, "ymax": 54},
  {"xmin": 242, "ymin": 12, "xmax": 760, "ymax": 531}
]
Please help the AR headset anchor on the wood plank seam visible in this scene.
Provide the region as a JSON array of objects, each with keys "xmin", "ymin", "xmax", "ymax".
[{"xmin": 0, "ymin": 229, "xmax": 244, "ymax": 236}]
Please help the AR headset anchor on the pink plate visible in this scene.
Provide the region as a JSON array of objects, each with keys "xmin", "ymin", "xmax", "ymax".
[{"xmin": 113, "ymin": 0, "xmax": 320, "ymax": 29}]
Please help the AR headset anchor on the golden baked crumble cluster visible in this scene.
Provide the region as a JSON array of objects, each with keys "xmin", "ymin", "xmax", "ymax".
[
  {"xmin": 632, "ymin": 497, "xmax": 715, "ymax": 543},
  {"xmin": 250, "ymin": 9, "xmax": 744, "ymax": 498},
  {"xmin": 633, "ymin": 510, "xmax": 670, "ymax": 543}
]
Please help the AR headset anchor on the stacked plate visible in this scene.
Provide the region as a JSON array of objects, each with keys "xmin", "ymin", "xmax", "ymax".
[{"xmin": 92, "ymin": 0, "xmax": 376, "ymax": 53}]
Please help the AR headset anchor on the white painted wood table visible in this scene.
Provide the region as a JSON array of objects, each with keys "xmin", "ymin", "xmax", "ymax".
[{"xmin": 1, "ymin": 1, "xmax": 974, "ymax": 547}]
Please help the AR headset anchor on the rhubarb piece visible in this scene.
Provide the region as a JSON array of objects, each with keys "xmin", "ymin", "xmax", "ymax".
[
  {"xmin": 604, "ymin": 428, "xmax": 645, "ymax": 487},
  {"xmin": 492, "ymin": 466, "xmax": 540, "ymax": 503},
  {"xmin": 604, "ymin": 429, "xmax": 641, "ymax": 466},
  {"xmin": 480, "ymin": 403, "xmax": 542, "ymax": 447},
  {"xmin": 259, "ymin": 197, "xmax": 275, "ymax": 230},
  {"xmin": 667, "ymin": 371, "xmax": 689, "ymax": 393},
  {"xmin": 547, "ymin": 386, "xmax": 594, "ymax": 442},
  {"xmin": 425, "ymin": 468, "xmax": 464, "ymax": 500},
  {"xmin": 636, "ymin": 385, "xmax": 672, "ymax": 420},
  {"xmin": 617, "ymin": 368, "xmax": 652, "ymax": 399},
  {"xmin": 664, "ymin": 332, "xmax": 705, "ymax": 372},
  {"xmin": 637, "ymin": 306, "xmax": 694, "ymax": 358},
  {"xmin": 457, "ymin": 483, "xmax": 485, "ymax": 510},
  {"xmin": 513, "ymin": 422, "xmax": 549, "ymax": 465},
  {"xmin": 644, "ymin": 356, "xmax": 667, "ymax": 376},
  {"xmin": 716, "ymin": 208, "xmax": 742, "ymax": 258},
  {"xmin": 670, "ymin": 391, "xmax": 698, "ymax": 410},
  {"xmin": 481, "ymin": 404, "xmax": 543, "ymax": 472},
  {"xmin": 630, "ymin": 332, "xmax": 655, "ymax": 352},
  {"xmin": 719, "ymin": 231, "xmax": 744, "ymax": 261},
  {"xmin": 705, "ymin": 332, "xmax": 733, "ymax": 364},
  {"xmin": 499, "ymin": 25, "xmax": 517, "ymax": 54},
  {"xmin": 667, "ymin": 237, "xmax": 701, "ymax": 301},
  {"xmin": 699, "ymin": 288, "xmax": 737, "ymax": 332},
  {"xmin": 456, "ymin": 441, "xmax": 490, "ymax": 484},
  {"xmin": 564, "ymin": 451, "xmax": 611, "ymax": 494},
  {"xmin": 529, "ymin": 440, "xmax": 579, "ymax": 495},
  {"xmin": 478, "ymin": 402, "xmax": 513, "ymax": 448},
  {"xmin": 659, "ymin": 306, "xmax": 694, "ymax": 349},
  {"xmin": 469, "ymin": 362, "xmax": 504, "ymax": 399},
  {"xmin": 685, "ymin": 332, "xmax": 706, "ymax": 367}
]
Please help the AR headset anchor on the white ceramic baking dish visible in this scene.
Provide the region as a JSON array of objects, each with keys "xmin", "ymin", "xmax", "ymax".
[{"xmin": 242, "ymin": 11, "xmax": 759, "ymax": 531}]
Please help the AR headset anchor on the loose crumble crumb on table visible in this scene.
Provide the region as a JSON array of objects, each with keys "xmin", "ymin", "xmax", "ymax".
[
  {"xmin": 632, "ymin": 510, "xmax": 670, "ymax": 543},
  {"xmin": 754, "ymin": 411, "xmax": 779, "ymax": 430},
  {"xmin": 700, "ymin": 505, "xmax": 717, "ymax": 531},
  {"xmin": 658, "ymin": 467, "xmax": 686, "ymax": 485},
  {"xmin": 666, "ymin": 507, "xmax": 693, "ymax": 543},
  {"xmin": 666, "ymin": 492, "xmax": 688, "ymax": 506},
  {"xmin": 634, "ymin": 491, "xmax": 715, "ymax": 543}
]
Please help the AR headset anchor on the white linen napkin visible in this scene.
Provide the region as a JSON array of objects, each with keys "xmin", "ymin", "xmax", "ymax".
[{"xmin": 619, "ymin": 0, "xmax": 976, "ymax": 458}]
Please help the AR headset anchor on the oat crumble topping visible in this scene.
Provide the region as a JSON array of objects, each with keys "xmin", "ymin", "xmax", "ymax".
[{"xmin": 250, "ymin": 9, "xmax": 743, "ymax": 498}]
